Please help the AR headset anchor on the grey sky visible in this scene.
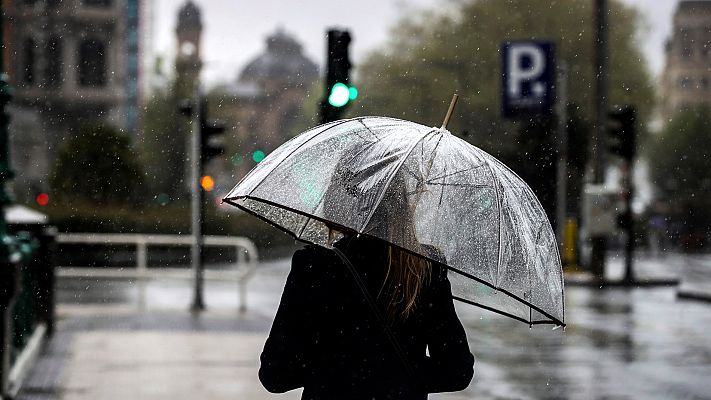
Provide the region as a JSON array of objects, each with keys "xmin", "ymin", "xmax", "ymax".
[{"xmin": 151, "ymin": 0, "xmax": 680, "ymax": 88}]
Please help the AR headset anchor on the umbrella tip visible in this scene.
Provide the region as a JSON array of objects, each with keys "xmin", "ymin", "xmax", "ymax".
[{"xmin": 440, "ymin": 94, "xmax": 459, "ymax": 130}]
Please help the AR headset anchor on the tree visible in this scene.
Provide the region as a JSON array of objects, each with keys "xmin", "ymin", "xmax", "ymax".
[
  {"xmin": 648, "ymin": 106, "xmax": 711, "ymax": 248},
  {"xmin": 353, "ymin": 0, "xmax": 654, "ymax": 224},
  {"xmin": 141, "ymin": 83, "xmax": 190, "ymax": 200},
  {"xmin": 50, "ymin": 125, "xmax": 145, "ymax": 205},
  {"xmin": 355, "ymin": 0, "xmax": 655, "ymax": 153}
]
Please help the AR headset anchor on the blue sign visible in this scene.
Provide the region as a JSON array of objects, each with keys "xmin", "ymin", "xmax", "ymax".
[{"xmin": 501, "ymin": 41, "xmax": 556, "ymax": 119}]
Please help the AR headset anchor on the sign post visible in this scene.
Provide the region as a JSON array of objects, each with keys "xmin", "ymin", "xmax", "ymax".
[{"xmin": 502, "ymin": 41, "xmax": 568, "ymax": 252}]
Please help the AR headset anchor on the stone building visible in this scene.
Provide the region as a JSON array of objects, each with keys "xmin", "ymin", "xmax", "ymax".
[
  {"xmin": 214, "ymin": 28, "xmax": 320, "ymax": 184},
  {"xmin": 2, "ymin": 0, "xmax": 140, "ymax": 201},
  {"xmin": 660, "ymin": 0, "xmax": 711, "ymax": 121}
]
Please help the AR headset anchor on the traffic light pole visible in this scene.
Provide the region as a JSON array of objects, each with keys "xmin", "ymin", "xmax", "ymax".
[
  {"xmin": 591, "ymin": 0, "xmax": 609, "ymax": 279},
  {"xmin": 190, "ymin": 88, "xmax": 205, "ymax": 312},
  {"xmin": 555, "ymin": 64, "xmax": 568, "ymax": 250}
]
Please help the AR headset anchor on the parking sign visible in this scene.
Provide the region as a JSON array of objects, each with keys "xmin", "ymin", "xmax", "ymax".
[{"xmin": 501, "ymin": 41, "xmax": 555, "ymax": 119}]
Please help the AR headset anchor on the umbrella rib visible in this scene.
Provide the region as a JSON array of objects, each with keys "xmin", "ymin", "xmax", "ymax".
[
  {"xmin": 527, "ymin": 221, "xmax": 545, "ymax": 324},
  {"xmin": 359, "ymin": 129, "xmax": 439, "ymax": 233},
  {"xmin": 245, "ymin": 119, "xmax": 354, "ymax": 197},
  {"xmin": 423, "ymin": 134, "xmax": 445, "ymax": 182},
  {"xmin": 425, "ymin": 164, "xmax": 486, "ymax": 184},
  {"xmin": 358, "ymin": 119, "xmax": 381, "ymax": 141},
  {"xmin": 481, "ymin": 156, "xmax": 504, "ymax": 288},
  {"xmin": 438, "ymin": 166, "xmax": 446, "ymax": 206},
  {"xmin": 425, "ymin": 182, "xmax": 491, "ymax": 188}
]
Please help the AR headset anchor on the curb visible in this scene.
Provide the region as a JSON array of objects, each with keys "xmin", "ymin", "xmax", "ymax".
[{"xmin": 564, "ymin": 274, "xmax": 679, "ymax": 288}]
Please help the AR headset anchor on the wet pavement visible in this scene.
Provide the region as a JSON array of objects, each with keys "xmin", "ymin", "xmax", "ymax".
[{"xmin": 17, "ymin": 254, "xmax": 711, "ymax": 400}]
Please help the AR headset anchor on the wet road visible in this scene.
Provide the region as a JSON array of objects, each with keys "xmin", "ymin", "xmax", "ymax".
[{"xmin": 34, "ymin": 255, "xmax": 711, "ymax": 399}]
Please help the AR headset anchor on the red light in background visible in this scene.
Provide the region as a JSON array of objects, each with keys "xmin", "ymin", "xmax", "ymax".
[{"xmin": 36, "ymin": 193, "xmax": 49, "ymax": 206}]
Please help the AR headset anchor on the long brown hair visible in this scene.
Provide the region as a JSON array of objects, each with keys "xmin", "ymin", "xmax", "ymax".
[
  {"xmin": 381, "ymin": 245, "xmax": 432, "ymax": 321},
  {"xmin": 325, "ymin": 144, "xmax": 432, "ymax": 321}
]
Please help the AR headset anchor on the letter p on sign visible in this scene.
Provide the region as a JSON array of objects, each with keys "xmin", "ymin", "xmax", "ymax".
[{"xmin": 501, "ymin": 41, "xmax": 555, "ymax": 119}]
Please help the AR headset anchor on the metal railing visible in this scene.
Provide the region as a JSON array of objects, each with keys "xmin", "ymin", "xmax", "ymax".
[{"xmin": 55, "ymin": 233, "xmax": 259, "ymax": 311}]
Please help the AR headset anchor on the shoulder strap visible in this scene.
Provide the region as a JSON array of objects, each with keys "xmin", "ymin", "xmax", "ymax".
[{"xmin": 330, "ymin": 247, "xmax": 420, "ymax": 385}]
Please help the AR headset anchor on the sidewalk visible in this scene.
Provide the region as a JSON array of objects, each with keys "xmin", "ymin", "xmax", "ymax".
[
  {"xmin": 18, "ymin": 258, "xmax": 297, "ymax": 400},
  {"xmin": 565, "ymin": 252, "xmax": 683, "ymax": 287},
  {"xmin": 18, "ymin": 307, "xmax": 299, "ymax": 400}
]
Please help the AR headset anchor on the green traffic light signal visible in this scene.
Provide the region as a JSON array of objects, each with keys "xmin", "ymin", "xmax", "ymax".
[
  {"xmin": 328, "ymin": 83, "xmax": 350, "ymax": 107},
  {"xmin": 328, "ymin": 82, "xmax": 357, "ymax": 107},
  {"xmin": 252, "ymin": 150, "xmax": 265, "ymax": 163}
]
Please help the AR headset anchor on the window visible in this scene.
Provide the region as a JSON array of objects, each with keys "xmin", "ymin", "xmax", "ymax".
[
  {"xmin": 78, "ymin": 39, "xmax": 106, "ymax": 87},
  {"xmin": 82, "ymin": 0, "xmax": 112, "ymax": 6},
  {"xmin": 680, "ymin": 77, "xmax": 692, "ymax": 89},
  {"xmin": 45, "ymin": 36, "xmax": 62, "ymax": 88},
  {"xmin": 22, "ymin": 38, "xmax": 35, "ymax": 85}
]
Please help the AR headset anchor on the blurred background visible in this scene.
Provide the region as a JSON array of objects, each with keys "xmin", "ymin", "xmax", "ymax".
[
  {"xmin": 0, "ymin": 0, "xmax": 702, "ymax": 256},
  {"xmin": 1, "ymin": 0, "xmax": 711, "ymax": 399}
]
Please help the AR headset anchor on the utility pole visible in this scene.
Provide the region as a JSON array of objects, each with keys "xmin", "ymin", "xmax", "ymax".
[
  {"xmin": 189, "ymin": 87, "xmax": 204, "ymax": 312},
  {"xmin": 556, "ymin": 63, "xmax": 568, "ymax": 250},
  {"xmin": 591, "ymin": 0, "xmax": 608, "ymax": 279},
  {"xmin": 181, "ymin": 91, "xmax": 225, "ymax": 313}
]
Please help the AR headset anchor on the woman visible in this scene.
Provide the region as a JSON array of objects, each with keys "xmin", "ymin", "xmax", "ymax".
[
  {"xmin": 259, "ymin": 146, "xmax": 474, "ymax": 398},
  {"xmin": 259, "ymin": 239, "xmax": 474, "ymax": 399}
]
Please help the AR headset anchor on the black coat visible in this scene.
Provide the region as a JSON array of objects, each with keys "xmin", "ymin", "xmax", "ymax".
[{"xmin": 259, "ymin": 236, "xmax": 475, "ymax": 399}]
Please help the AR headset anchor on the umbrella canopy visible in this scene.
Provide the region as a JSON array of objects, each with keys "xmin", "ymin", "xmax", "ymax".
[{"xmin": 224, "ymin": 116, "xmax": 564, "ymax": 326}]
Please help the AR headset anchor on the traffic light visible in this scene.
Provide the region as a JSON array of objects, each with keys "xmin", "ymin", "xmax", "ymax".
[
  {"xmin": 252, "ymin": 150, "xmax": 265, "ymax": 163},
  {"xmin": 35, "ymin": 192, "xmax": 49, "ymax": 206},
  {"xmin": 200, "ymin": 175, "xmax": 215, "ymax": 192},
  {"xmin": 199, "ymin": 97, "xmax": 226, "ymax": 163},
  {"xmin": 607, "ymin": 106, "xmax": 636, "ymax": 161},
  {"xmin": 320, "ymin": 29, "xmax": 356, "ymax": 123}
]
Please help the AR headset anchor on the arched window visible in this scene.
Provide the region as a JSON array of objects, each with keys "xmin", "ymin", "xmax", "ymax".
[
  {"xmin": 46, "ymin": 36, "xmax": 62, "ymax": 88},
  {"xmin": 23, "ymin": 38, "xmax": 35, "ymax": 85},
  {"xmin": 78, "ymin": 39, "xmax": 106, "ymax": 87}
]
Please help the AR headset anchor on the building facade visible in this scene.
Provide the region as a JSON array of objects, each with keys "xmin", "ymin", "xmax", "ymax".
[
  {"xmin": 661, "ymin": 0, "xmax": 711, "ymax": 120},
  {"xmin": 2, "ymin": 0, "xmax": 141, "ymax": 201},
  {"xmin": 214, "ymin": 28, "xmax": 319, "ymax": 184}
]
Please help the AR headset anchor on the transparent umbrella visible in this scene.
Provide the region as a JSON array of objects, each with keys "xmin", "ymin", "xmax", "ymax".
[{"xmin": 223, "ymin": 115, "xmax": 565, "ymax": 327}]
